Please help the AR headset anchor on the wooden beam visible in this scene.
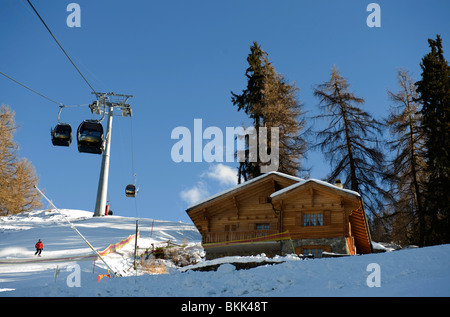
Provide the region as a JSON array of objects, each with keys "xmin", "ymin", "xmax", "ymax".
[
  {"xmin": 202, "ymin": 208, "xmax": 210, "ymax": 232},
  {"xmin": 232, "ymin": 196, "xmax": 239, "ymax": 218}
]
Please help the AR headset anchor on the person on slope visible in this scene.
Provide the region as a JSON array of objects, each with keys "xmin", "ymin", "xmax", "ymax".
[{"xmin": 35, "ymin": 239, "xmax": 43, "ymax": 256}]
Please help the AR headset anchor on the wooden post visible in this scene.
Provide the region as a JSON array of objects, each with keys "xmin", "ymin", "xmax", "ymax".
[
  {"xmin": 134, "ymin": 220, "xmax": 139, "ymax": 271},
  {"xmin": 54, "ymin": 265, "xmax": 60, "ymax": 283},
  {"xmin": 150, "ymin": 218, "xmax": 154, "ymax": 237}
]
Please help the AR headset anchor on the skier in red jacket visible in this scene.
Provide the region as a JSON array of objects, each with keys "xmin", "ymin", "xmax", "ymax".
[{"xmin": 35, "ymin": 239, "xmax": 43, "ymax": 256}]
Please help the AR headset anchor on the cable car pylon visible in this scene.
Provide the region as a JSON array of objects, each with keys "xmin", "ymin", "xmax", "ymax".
[{"xmin": 93, "ymin": 92, "xmax": 133, "ymax": 217}]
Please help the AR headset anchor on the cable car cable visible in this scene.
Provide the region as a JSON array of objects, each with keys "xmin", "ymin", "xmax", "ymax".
[
  {"xmin": 0, "ymin": 71, "xmax": 91, "ymax": 110},
  {"xmin": 0, "ymin": 70, "xmax": 64, "ymax": 107},
  {"xmin": 26, "ymin": 0, "xmax": 97, "ymax": 94}
]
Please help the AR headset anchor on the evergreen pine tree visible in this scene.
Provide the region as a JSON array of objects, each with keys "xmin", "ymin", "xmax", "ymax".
[
  {"xmin": 232, "ymin": 42, "xmax": 267, "ymax": 182},
  {"xmin": 232, "ymin": 42, "xmax": 267, "ymax": 128},
  {"xmin": 415, "ymin": 35, "xmax": 450, "ymax": 245}
]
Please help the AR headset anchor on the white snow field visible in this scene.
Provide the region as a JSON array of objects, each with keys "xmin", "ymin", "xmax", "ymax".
[{"xmin": 1, "ymin": 209, "xmax": 450, "ymax": 298}]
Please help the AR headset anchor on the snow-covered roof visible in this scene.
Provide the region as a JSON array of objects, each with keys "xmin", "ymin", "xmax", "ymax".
[
  {"xmin": 186, "ymin": 171, "xmax": 304, "ymax": 211},
  {"xmin": 186, "ymin": 171, "xmax": 361, "ymax": 212},
  {"xmin": 270, "ymin": 178, "xmax": 360, "ymax": 199}
]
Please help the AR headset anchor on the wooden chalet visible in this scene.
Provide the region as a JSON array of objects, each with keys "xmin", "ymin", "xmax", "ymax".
[{"xmin": 186, "ymin": 172, "xmax": 372, "ymax": 259}]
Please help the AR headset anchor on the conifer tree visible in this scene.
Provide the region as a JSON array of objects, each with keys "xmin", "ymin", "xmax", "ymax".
[
  {"xmin": 232, "ymin": 43, "xmax": 267, "ymax": 182},
  {"xmin": 312, "ymin": 67, "xmax": 387, "ymax": 218},
  {"xmin": 232, "ymin": 42, "xmax": 267, "ymax": 129},
  {"xmin": 0, "ymin": 105, "xmax": 42, "ymax": 215},
  {"xmin": 231, "ymin": 42, "xmax": 306, "ymax": 182},
  {"xmin": 261, "ymin": 65, "xmax": 307, "ymax": 177},
  {"xmin": 415, "ymin": 35, "xmax": 450, "ymax": 245},
  {"xmin": 385, "ymin": 69, "xmax": 427, "ymax": 246}
]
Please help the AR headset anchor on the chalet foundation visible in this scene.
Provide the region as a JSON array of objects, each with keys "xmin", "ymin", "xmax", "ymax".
[
  {"xmin": 281, "ymin": 237, "xmax": 349, "ymax": 257},
  {"xmin": 204, "ymin": 238, "xmax": 349, "ymax": 260},
  {"xmin": 204, "ymin": 241, "xmax": 281, "ymax": 260}
]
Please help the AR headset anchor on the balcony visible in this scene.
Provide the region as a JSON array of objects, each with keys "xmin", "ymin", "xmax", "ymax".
[{"xmin": 201, "ymin": 230, "xmax": 278, "ymax": 244}]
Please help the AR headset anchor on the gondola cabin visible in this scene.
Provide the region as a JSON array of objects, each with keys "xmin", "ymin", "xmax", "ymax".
[
  {"xmin": 77, "ymin": 120, "xmax": 103, "ymax": 154},
  {"xmin": 125, "ymin": 184, "xmax": 137, "ymax": 197},
  {"xmin": 51, "ymin": 123, "xmax": 72, "ymax": 147}
]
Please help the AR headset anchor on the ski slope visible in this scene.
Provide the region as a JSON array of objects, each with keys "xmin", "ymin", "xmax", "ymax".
[
  {"xmin": 0, "ymin": 209, "xmax": 201, "ymax": 294},
  {"xmin": 1, "ymin": 209, "xmax": 450, "ymax": 297}
]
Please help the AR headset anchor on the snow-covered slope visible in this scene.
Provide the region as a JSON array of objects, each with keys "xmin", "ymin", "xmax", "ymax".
[
  {"xmin": 0, "ymin": 209, "xmax": 201, "ymax": 294},
  {"xmin": 1, "ymin": 209, "xmax": 450, "ymax": 297}
]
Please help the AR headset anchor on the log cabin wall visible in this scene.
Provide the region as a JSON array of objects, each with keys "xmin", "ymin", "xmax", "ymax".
[
  {"xmin": 187, "ymin": 173, "xmax": 300, "ymax": 244},
  {"xmin": 274, "ymin": 183, "xmax": 361, "ymax": 241},
  {"xmin": 186, "ymin": 172, "xmax": 371, "ymax": 259},
  {"xmin": 204, "ymin": 179, "xmax": 293, "ymax": 242},
  {"xmin": 271, "ymin": 181, "xmax": 363, "ymax": 256}
]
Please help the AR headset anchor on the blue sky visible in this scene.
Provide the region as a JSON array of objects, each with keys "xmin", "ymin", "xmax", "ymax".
[{"xmin": 1, "ymin": 0, "xmax": 449, "ymax": 223}]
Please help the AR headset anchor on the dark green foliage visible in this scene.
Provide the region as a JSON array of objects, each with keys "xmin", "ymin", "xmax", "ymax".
[
  {"xmin": 231, "ymin": 42, "xmax": 267, "ymax": 127},
  {"xmin": 415, "ymin": 35, "xmax": 450, "ymax": 245}
]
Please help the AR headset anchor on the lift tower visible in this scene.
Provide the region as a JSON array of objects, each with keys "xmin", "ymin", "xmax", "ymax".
[{"xmin": 92, "ymin": 92, "xmax": 133, "ymax": 217}]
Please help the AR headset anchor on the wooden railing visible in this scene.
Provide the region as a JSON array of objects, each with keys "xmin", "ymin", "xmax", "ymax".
[{"xmin": 202, "ymin": 230, "xmax": 278, "ymax": 244}]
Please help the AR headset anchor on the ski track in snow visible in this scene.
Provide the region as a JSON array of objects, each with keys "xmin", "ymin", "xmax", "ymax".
[{"xmin": 1, "ymin": 209, "xmax": 450, "ymax": 297}]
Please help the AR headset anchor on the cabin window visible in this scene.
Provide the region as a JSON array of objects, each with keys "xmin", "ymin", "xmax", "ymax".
[
  {"xmin": 295, "ymin": 245, "xmax": 331, "ymax": 258},
  {"xmin": 317, "ymin": 213, "xmax": 323, "ymax": 226},
  {"xmin": 255, "ymin": 223, "xmax": 270, "ymax": 237},
  {"xmin": 303, "ymin": 248, "xmax": 323, "ymax": 258},
  {"xmin": 256, "ymin": 223, "xmax": 270, "ymax": 230},
  {"xmin": 303, "ymin": 212, "xmax": 323, "ymax": 226}
]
